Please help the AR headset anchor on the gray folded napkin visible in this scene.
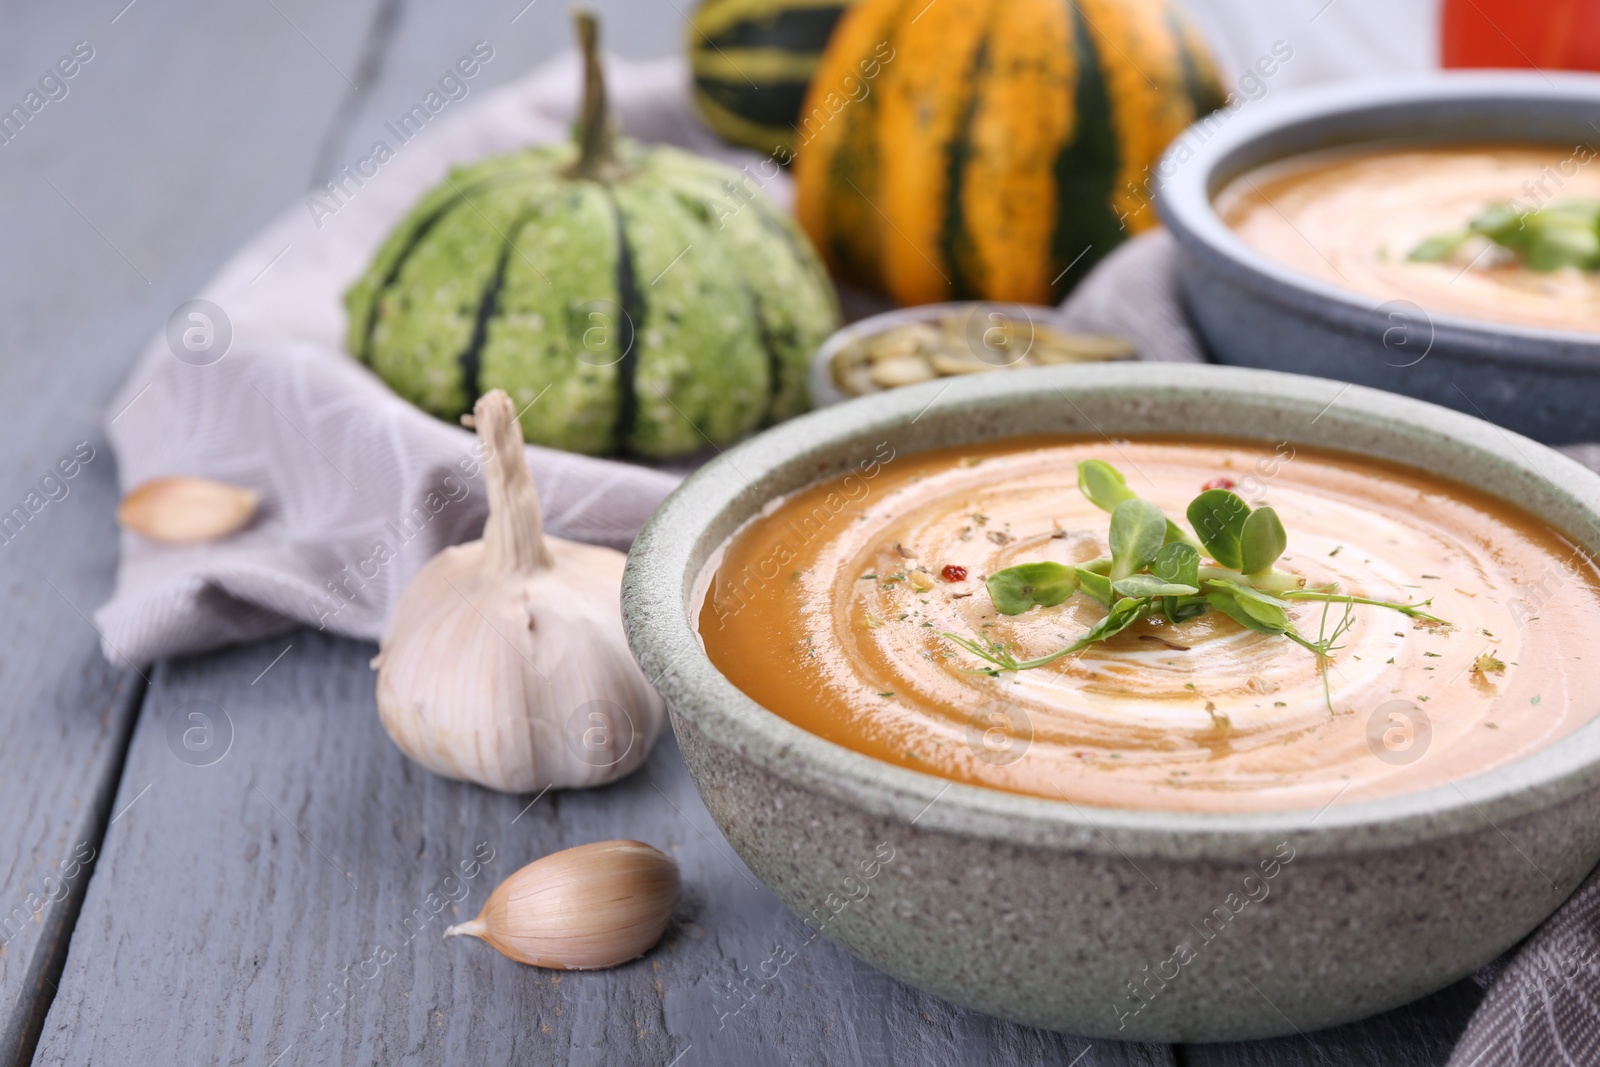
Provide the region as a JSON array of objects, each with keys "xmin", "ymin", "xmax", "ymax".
[{"xmin": 93, "ymin": 49, "xmax": 1592, "ymax": 1066}]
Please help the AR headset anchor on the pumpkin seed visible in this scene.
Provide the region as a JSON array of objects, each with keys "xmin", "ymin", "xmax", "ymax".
[
  {"xmin": 929, "ymin": 351, "xmax": 996, "ymax": 376},
  {"xmin": 830, "ymin": 312, "xmax": 1136, "ymax": 397},
  {"xmin": 869, "ymin": 356, "xmax": 938, "ymax": 388},
  {"xmin": 865, "ymin": 323, "xmax": 939, "ymax": 362},
  {"xmin": 1030, "ymin": 329, "xmax": 1138, "ymax": 363}
]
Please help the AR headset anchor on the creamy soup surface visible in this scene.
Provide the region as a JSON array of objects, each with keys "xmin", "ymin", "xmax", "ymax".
[
  {"xmin": 1217, "ymin": 143, "xmax": 1600, "ymax": 333},
  {"xmin": 696, "ymin": 439, "xmax": 1600, "ymax": 813}
]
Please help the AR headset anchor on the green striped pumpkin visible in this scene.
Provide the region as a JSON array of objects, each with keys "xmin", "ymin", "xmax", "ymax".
[
  {"xmin": 689, "ymin": 0, "xmax": 858, "ymax": 157},
  {"xmin": 346, "ymin": 16, "xmax": 839, "ymax": 459}
]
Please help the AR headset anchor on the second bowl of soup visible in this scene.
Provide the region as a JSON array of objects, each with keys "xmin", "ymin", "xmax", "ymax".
[{"xmin": 1157, "ymin": 72, "xmax": 1600, "ymax": 443}]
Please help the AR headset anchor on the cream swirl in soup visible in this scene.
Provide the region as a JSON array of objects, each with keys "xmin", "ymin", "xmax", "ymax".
[
  {"xmin": 1217, "ymin": 144, "xmax": 1600, "ymax": 333},
  {"xmin": 696, "ymin": 439, "xmax": 1600, "ymax": 813}
]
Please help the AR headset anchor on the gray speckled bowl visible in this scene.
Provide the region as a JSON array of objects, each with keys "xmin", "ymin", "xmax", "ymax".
[
  {"xmin": 1156, "ymin": 72, "xmax": 1600, "ymax": 444},
  {"xmin": 621, "ymin": 363, "xmax": 1600, "ymax": 1042}
]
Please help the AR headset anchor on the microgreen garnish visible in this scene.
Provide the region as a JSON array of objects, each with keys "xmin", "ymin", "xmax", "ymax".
[
  {"xmin": 1187, "ymin": 488, "xmax": 1250, "ymax": 569},
  {"xmin": 1278, "ymin": 589, "xmax": 1444, "ymax": 623},
  {"xmin": 986, "ymin": 562, "xmax": 1078, "ymax": 616},
  {"xmin": 941, "ymin": 460, "xmax": 1446, "ymax": 711},
  {"xmin": 1108, "ymin": 499, "xmax": 1168, "ymax": 581},
  {"xmin": 1410, "ymin": 198, "xmax": 1600, "ymax": 272},
  {"xmin": 1074, "ymin": 566, "xmax": 1114, "ymax": 607},
  {"xmin": 1081, "ymin": 459, "xmax": 1196, "ymax": 547}
]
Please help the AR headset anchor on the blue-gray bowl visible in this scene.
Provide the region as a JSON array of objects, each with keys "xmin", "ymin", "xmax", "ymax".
[{"xmin": 1157, "ymin": 72, "xmax": 1600, "ymax": 443}]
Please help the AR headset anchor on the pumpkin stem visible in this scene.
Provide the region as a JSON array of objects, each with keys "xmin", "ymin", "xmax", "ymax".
[{"xmin": 566, "ymin": 9, "xmax": 622, "ymax": 182}]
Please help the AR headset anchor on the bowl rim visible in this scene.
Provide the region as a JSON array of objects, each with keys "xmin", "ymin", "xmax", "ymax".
[
  {"xmin": 622, "ymin": 363, "xmax": 1600, "ymax": 861},
  {"xmin": 1154, "ymin": 70, "xmax": 1600, "ymax": 362}
]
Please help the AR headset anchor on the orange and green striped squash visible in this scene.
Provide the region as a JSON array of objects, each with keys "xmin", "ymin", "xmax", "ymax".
[
  {"xmin": 793, "ymin": 0, "xmax": 1224, "ymax": 306},
  {"xmin": 688, "ymin": 0, "xmax": 860, "ymax": 158}
]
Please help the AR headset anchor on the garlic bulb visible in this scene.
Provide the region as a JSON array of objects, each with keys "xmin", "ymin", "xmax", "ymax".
[
  {"xmin": 117, "ymin": 476, "xmax": 259, "ymax": 543},
  {"xmin": 445, "ymin": 840, "xmax": 680, "ymax": 969},
  {"xmin": 373, "ymin": 389, "xmax": 664, "ymax": 792}
]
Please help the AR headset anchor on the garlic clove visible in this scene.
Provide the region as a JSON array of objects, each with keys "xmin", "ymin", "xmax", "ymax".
[
  {"xmin": 116, "ymin": 476, "xmax": 259, "ymax": 543},
  {"xmin": 445, "ymin": 840, "xmax": 680, "ymax": 970},
  {"xmin": 373, "ymin": 389, "xmax": 665, "ymax": 793}
]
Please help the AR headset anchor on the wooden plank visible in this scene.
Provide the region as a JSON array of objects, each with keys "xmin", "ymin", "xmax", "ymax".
[
  {"xmin": 1181, "ymin": 979, "xmax": 1484, "ymax": 1066},
  {"xmin": 35, "ymin": 630, "xmax": 1175, "ymax": 1066},
  {"xmin": 0, "ymin": 0, "xmax": 388, "ymax": 1061},
  {"xmin": 0, "ymin": 452, "xmax": 141, "ymax": 1067}
]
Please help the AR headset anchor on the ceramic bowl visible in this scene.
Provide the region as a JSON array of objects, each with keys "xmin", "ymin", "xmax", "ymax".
[
  {"xmin": 1156, "ymin": 72, "xmax": 1600, "ymax": 444},
  {"xmin": 621, "ymin": 362, "xmax": 1600, "ymax": 1042}
]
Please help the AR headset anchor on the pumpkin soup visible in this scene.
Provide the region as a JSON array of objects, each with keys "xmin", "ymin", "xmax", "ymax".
[
  {"xmin": 696, "ymin": 438, "xmax": 1600, "ymax": 812},
  {"xmin": 1217, "ymin": 144, "xmax": 1600, "ymax": 333}
]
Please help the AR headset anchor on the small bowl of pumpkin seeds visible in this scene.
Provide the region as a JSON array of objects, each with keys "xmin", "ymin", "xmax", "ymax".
[{"xmin": 809, "ymin": 302, "xmax": 1138, "ymax": 406}]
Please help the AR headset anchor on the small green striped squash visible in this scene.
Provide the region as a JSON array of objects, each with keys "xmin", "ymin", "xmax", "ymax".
[
  {"xmin": 345, "ymin": 145, "xmax": 839, "ymax": 459},
  {"xmin": 794, "ymin": 0, "xmax": 1224, "ymax": 306},
  {"xmin": 689, "ymin": 0, "xmax": 858, "ymax": 157}
]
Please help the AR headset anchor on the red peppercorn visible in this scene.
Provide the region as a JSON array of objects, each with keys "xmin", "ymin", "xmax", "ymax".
[
  {"xmin": 940, "ymin": 564, "xmax": 967, "ymax": 582},
  {"xmin": 1202, "ymin": 476, "xmax": 1236, "ymax": 491}
]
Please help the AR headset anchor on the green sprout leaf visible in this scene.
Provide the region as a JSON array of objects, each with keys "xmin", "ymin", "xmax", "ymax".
[
  {"xmin": 1527, "ymin": 221, "xmax": 1600, "ymax": 271},
  {"xmin": 1239, "ymin": 506, "xmax": 1288, "ymax": 576},
  {"xmin": 1109, "ymin": 499, "xmax": 1168, "ymax": 582},
  {"xmin": 1470, "ymin": 202, "xmax": 1523, "ymax": 245},
  {"xmin": 1079, "ymin": 596, "xmax": 1153, "ymax": 647},
  {"xmin": 1205, "ymin": 587, "xmax": 1287, "ymax": 635},
  {"xmin": 1163, "ymin": 594, "xmax": 1210, "ymax": 625},
  {"xmin": 1078, "ymin": 460, "xmax": 1194, "ymax": 546},
  {"xmin": 1414, "ymin": 199, "xmax": 1600, "ymax": 274},
  {"xmin": 1112, "ymin": 541, "xmax": 1201, "ymax": 598},
  {"xmin": 986, "ymin": 562, "xmax": 1078, "ymax": 616},
  {"xmin": 1207, "ymin": 579, "xmax": 1294, "ymax": 632},
  {"xmin": 1408, "ymin": 231, "xmax": 1470, "ymax": 262},
  {"xmin": 1186, "ymin": 489, "xmax": 1251, "ymax": 570},
  {"xmin": 1075, "ymin": 566, "xmax": 1113, "ymax": 607},
  {"xmin": 1077, "ymin": 459, "xmax": 1136, "ymax": 513},
  {"xmin": 1537, "ymin": 199, "xmax": 1600, "ymax": 228},
  {"xmin": 1152, "ymin": 541, "xmax": 1200, "ymax": 589},
  {"xmin": 1112, "ymin": 574, "xmax": 1201, "ymax": 598}
]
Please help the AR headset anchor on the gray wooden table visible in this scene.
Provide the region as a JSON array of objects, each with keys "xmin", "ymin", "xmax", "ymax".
[{"xmin": 0, "ymin": 2, "xmax": 1484, "ymax": 1063}]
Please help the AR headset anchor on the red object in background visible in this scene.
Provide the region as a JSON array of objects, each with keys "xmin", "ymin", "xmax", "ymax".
[{"xmin": 1442, "ymin": 0, "xmax": 1600, "ymax": 70}]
